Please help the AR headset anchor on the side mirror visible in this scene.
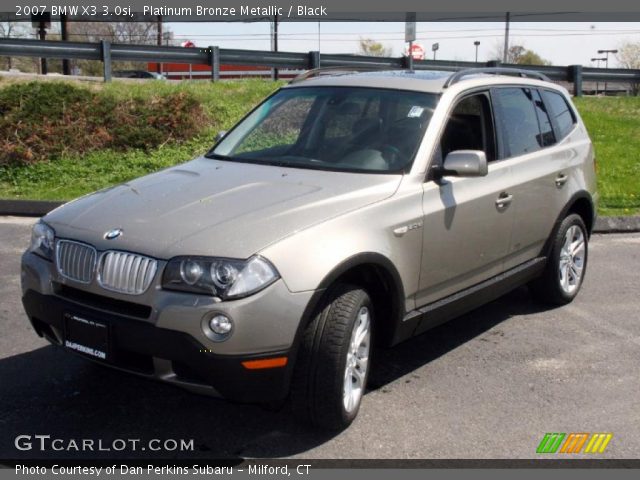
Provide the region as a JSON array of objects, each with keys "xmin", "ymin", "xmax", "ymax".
[
  {"xmin": 215, "ymin": 131, "xmax": 227, "ymax": 143},
  {"xmin": 441, "ymin": 150, "xmax": 488, "ymax": 178}
]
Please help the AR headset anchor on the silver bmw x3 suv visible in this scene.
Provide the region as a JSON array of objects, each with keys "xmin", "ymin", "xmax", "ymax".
[{"xmin": 22, "ymin": 68, "xmax": 597, "ymax": 430}]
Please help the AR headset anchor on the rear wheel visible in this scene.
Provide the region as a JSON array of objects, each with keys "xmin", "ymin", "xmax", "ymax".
[
  {"xmin": 291, "ymin": 284, "xmax": 372, "ymax": 430},
  {"xmin": 529, "ymin": 213, "xmax": 588, "ymax": 305}
]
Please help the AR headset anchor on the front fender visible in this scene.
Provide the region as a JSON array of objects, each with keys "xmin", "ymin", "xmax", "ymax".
[{"xmin": 259, "ymin": 183, "xmax": 424, "ymax": 315}]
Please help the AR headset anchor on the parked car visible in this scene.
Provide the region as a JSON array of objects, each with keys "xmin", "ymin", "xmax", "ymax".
[
  {"xmin": 21, "ymin": 68, "xmax": 597, "ymax": 430},
  {"xmin": 112, "ymin": 70, "xmax": 165, "ymax": 80}
]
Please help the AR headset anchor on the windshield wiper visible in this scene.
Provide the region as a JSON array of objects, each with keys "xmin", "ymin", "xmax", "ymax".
[
  {"xmin": 204, "ymin": 152, "xmax": 234, "ymax": 160},
  {"xmin": 204, "ymin": 154, "xmax": 352, "ymax": 172}
]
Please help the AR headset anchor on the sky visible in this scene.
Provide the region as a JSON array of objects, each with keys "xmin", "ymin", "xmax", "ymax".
[{"xmin": 166, "ymin": 21, "xmax": 640, "ymax": 67}]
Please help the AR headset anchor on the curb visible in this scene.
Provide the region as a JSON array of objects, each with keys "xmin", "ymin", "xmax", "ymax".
[
  {"xmin": 593, "ymin": 215, "xmax": 640, "ymax": 233},
  {"xmin": 1, "ymin": 199, "xmax": 639, "ymax": 234},
  {"xmin": 0, "ymin": 200, "xmax": 63, "ymax": 217}
]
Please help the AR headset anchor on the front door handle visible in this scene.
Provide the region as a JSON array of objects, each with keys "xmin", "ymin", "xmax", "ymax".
[
  {"xmin": 555, "ymin": 173, "xmax": 568, "ymax": 187},
  {"xmin": 495, "ymin": 192, "xmax": 513, "ymax": 209}
]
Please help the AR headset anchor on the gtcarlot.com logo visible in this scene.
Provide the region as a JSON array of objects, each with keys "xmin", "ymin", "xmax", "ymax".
[
  {"xmin": 15, "ymin": 435, "xmax": 195, "ymax": 452},
  {"xmin": 537, "ymin": 433, "xmax": 613, "ymax": 454}
]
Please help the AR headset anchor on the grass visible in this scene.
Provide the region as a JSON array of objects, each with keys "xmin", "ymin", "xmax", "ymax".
[
  {"xmin": 0, "ymin": 78, "xmax": 282, "ymax": 200},
  {"xmin": 0, "ymin": 77, "xmax": 638, "ymax": 216},
  {"xmin": 573, "ymin": 96, "xmax": 640, "ymax": 216},
  {"xmin": 0, "ymin": 139, "xmax": 208, "ymax": 201}
]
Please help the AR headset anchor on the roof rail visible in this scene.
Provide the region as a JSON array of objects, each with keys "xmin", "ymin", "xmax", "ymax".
[
  {"xmin": 290, "ymin": 66, "xmax": 389, "ymax": 84},
  {"xmin": 443, "ymin": 67, "xmax": 551, "ymax": 88}
]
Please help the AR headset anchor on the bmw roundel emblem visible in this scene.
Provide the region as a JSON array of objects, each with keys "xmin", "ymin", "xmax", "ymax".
[{"xmin": 104, "ymin": 228, "xmax": 123, "ymax": 240}]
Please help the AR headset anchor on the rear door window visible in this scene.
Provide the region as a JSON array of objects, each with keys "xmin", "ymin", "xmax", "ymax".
[
  {"xmin": 492, "ymin": 87, "xmax": 542, "ymax": 158},
  {"xmin": 532, "ymin": 89, "xmax": 556, "ymax": 148}
]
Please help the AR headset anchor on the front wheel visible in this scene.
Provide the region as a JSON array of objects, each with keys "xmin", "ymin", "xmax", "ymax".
[
  {"xmin": 529, "ymin": 213, "xmax": 589, "ymax": 305},
  {"xmin": 291, "ymin": 284, "xmax": 373, "ymax": 430}
]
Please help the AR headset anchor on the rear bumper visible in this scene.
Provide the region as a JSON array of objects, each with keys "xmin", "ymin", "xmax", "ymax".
[{"xmin": 22, "ymin": 289, "xmax": 293, "ymax": 403}]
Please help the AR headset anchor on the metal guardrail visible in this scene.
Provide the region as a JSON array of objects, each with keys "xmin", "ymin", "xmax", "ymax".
[{"xmin": 1, "ymin": 38, "xmax": 640, "ymax": 95}]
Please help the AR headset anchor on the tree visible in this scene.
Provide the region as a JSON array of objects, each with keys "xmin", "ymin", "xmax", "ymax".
[
  {"xmin": 358, "ymin": 38, "xmax": 391, "ymax": 57},
  {"xmin": 491, "ymin": 42, "xmax": 551, "ymax": 65},
  {"xmin": 1, "ymin": 20, "xmax": 171, "ymax": 75},
  {"xmin": 514, "ymin": 48, "xmax": 551, "ymax": 66},
  {"xmin": 0, "ymin": 21, "xmax": 27, "ymax": 70},
  {"xmin": 70, "ymin": 21, "xmax": 160, "ymax": 45},
  {"xmin": 616, "ymin": 41, "xmax": 640, "ymax": 95},
  {"xmin": 67, "ymin": 21, "xmax": 171, "ymax": 76}
]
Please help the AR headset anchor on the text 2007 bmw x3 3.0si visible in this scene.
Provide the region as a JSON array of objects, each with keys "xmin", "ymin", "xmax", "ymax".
[{"xmin": 22, "ymin": 68, "xmax": 597, "ymax": 430}]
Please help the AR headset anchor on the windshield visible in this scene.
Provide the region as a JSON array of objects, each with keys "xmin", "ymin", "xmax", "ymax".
[{"xmin": 208, "ymin": 86, "xmax": 438, "ymax": 173}]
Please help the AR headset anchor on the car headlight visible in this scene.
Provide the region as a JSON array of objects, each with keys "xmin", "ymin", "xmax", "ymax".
[
  {"xmin": 162, "ymin": 255, "xmax": 279, "ymax": 299},
  {"xmin": 29, "ymin": 221, "xmax": 55, "ymax": 261}
]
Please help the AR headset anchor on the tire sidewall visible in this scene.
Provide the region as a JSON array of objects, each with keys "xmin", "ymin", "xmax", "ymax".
[
  {"xmin": 334, "ymin": 291, "xmax": 374, "ymax": 425},
  {"xmin": 551, "ymin": 214, "xmax": 589, "ymax": 302}
]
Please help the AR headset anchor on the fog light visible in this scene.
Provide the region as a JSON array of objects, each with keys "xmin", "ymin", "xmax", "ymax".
[{"xmin": 209, "ymin": 314, "xmax": 233, "ymax": 335}]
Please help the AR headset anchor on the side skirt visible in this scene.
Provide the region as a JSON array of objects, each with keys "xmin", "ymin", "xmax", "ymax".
[{"xmin": 391, "ymin": 257, "xmax": 547, "ymax": 345}]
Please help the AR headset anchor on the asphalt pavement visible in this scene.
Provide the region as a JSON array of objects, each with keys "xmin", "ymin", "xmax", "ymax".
[{"xmin": 1, "ymin": 216, "xmax": 638, "ymax": 460}]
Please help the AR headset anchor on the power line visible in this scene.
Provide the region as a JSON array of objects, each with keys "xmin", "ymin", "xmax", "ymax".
[{"xmin": 62, "ymin": 30, "xmax": 640, "ymax": 41}]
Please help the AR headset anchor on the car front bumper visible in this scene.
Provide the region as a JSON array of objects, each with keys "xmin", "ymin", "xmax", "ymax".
[{"xmin": 20, "ymin": 251, "xmax": 315, "ymax": 403}]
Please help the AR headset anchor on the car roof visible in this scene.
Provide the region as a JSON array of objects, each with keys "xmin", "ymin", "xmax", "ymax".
[{"xmin": 284, "ymin": 69, "xmax": 561, "ymax": 95}]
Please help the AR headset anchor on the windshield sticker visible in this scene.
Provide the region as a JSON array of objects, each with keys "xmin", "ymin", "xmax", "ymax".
[{"xmin": 407, "ymin": 106, "xmax": 424, "ymax": 118}]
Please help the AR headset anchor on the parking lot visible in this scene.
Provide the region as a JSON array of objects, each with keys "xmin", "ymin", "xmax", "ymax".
[{"xmin": 1, "ymin": 216, "xmax": 638, "ymax": 460}]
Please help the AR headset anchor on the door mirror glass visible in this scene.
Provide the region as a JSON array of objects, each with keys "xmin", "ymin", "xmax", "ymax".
[{"xmin": 442, "ymin": 150, "xmax": 488, "ymax": 177}]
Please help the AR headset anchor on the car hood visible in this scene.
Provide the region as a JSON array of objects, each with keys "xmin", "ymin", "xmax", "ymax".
[{"xmin": 44, "ymin": 157, "xmax": 402, "ymax": 259}]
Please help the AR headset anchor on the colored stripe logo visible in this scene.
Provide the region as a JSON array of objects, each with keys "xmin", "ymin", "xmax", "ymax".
[
  {"xmin": 537, "ymin": 433, "xmax": 613, "ymax": 454},
  {"xmin": 560, "ymin": 433, "xmax": 589, "ymax": 453},
  {"xmin": 537, "ymin": 433, "xmax": 566, "ymax": 453},
  {"xmin": 584, "ymin": 433, "xmax": 613, "ymax": 454}
]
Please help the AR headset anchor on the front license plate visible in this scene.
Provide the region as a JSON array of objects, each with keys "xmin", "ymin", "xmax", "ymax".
[{"xmin": 63, "ymin": 313, "xmax": 109, "ymax": 361}]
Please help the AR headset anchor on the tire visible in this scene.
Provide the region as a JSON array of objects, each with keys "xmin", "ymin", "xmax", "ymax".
[
  {"xmin": 529, "ymin": 213, "xmax": 589, "ymax": 305},
  {"xmin": 291, "ymin": 283, "xmax": 373, "ymax": 431}
]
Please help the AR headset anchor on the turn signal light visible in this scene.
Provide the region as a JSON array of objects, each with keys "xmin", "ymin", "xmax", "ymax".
[{"xmin": 241, "ymin": 357, "xmax": 288, "ymax": 370}]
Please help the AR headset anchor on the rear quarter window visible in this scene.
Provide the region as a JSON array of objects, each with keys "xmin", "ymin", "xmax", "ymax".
[{"xmin": 541, "ymin": 90, "xmax": 577, "ymax": 140}]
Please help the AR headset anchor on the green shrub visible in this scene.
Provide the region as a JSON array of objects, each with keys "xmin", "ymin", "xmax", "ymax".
[{"xmin": 0, "ymin": 81, "xmax": 206, "ymax": 165}]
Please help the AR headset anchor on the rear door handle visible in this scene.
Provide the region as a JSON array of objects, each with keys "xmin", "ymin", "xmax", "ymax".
[
  {"xmin": 495, "ymin": 192, "xmax": 513, "ymax": 209},
  {"xmin": 555, "ymin": 174, "xmax": 568, "ymax": 187}
]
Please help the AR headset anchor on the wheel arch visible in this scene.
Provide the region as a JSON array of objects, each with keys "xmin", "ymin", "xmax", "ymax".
[
  {"xmin": 292, "ymin": 252, "xmax": 406, "ymax": 359},
  {"xmin": 567, "ymin": 195, "xmax": 595, "ymax": 236},
  {"xmin": 540, "ymin": 190, "xmax": 595, "ymax": 259}
]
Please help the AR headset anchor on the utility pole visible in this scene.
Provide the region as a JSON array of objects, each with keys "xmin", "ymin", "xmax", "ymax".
[
  {"xmin": 31, "ymin": 12, "xmax": 51, "ymax": 75},
  {"xmin": 503, "ymin": 12, "xmax": 510, "ymax": 63},
  {"xmin": 37, "ymin": 22, "xmax": 47, "ymax": 74},
  {"xmin": 271, "ymin": 14, "xmax": 279, "ymax": 81},
  {"xmin": 60, "ymin": 14, "xmax": 70, "ymax": 75},
  {"xmin": 156, "ymin": 16, "xmax": 162, "ymax": 74},
  {"xmin": 591, "ymin": 57, "xmax": 606, "ymax": 95},
  {"xmin": 597, "ymin": 49, "xmax": 618, "ymax": 95}
]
